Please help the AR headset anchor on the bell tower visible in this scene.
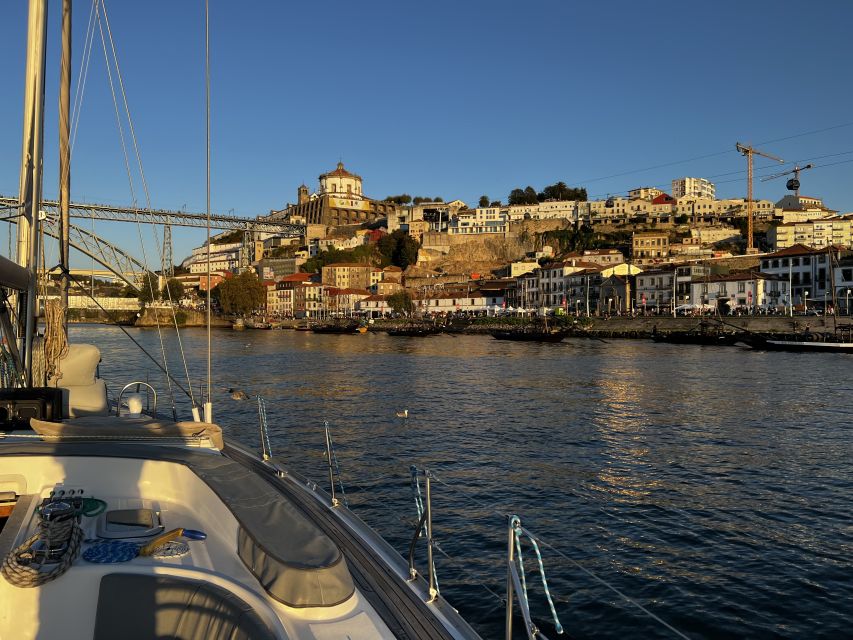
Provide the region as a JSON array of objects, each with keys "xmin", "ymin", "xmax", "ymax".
[{"xmin": 298, "ymin": 183, "xmax": 309, "ymax": 204}]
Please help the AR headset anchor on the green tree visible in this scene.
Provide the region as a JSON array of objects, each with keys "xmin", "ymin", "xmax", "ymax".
[
  {"xmin": 523, "ymin": 186, "xmax": 538, "ymax": 205},
  {"xmin": 161, "ymin": 278, "xmax": 185, "ymax": 302},
  {"xmin": 489, "ymin": 200, "xmax": 502, "ymax": 207},
  {"xmin": 377, "ymin": 230, "xmax": 420, "ymax": 270},
  {"xmin": 215, "ymin": 270, "xmax": 266, "ymax": 316},
  {"xmin": 539, "ymin": 181, "xmax": 587, "ymax": 202},
  {"xmin": 508, "ymin": 188, "xmax": 526, "ymax": 205},
  {"xmin": 387, "ymin": 290, "xmax": 414, "ymax": 315},
  {"xmin": 478, "ymin": 195, "xmax": 490, "ymax": 208},
  {"xmin": 137, "ymin": 272, "xmax": 160, "ymax": 306},
  {"xmin": 384, "ymin": 194, "xmax": 412, "ymax": 205}
]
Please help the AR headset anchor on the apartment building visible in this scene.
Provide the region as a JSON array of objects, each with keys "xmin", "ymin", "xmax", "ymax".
[
  {"xmin": 631, "ymin": 232, "xmax": 670, "ymax": 265},
  {"xmin": 690, "ymin": 272, "xmax": 788, "ymax": 311},
  {"xmin": 321, "ymin": 263, "xmax": 382, "ymax": 290},
  {"xmin": 672, "ymin": 177, "xmax": 715, "ymax": 199},
  {"xmin": 768, "ymin": 218, "xmax": 853, "ymax": 250},
  {"xmin": 635, "ymin": 268, "xmax": 675, "ymax": 311},
  {"xmin": 759, "ymin": 244, "xmax": 837, "ymax": 307}
]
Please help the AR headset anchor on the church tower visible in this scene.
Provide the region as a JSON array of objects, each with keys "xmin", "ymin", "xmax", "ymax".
[{"xmin": 297, "ymin": 183, "xmax": 309, "ymax": 204}]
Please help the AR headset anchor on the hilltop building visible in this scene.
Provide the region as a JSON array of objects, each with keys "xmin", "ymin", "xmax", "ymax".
[
  {"xmin": 628, "ymin": 187, "xmax": 664, "ymax": 201},
  {"xmin": 672, "ymin": 177, "xmax": 715, "ymax": 199},
  {"xmin": 271, "ymin": 162, "xmax": 400, "ymax": 227}
]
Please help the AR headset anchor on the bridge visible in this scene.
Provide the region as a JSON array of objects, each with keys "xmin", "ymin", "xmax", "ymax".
[
  {"xmin": 1, "ymin": 196, "xmax": 305, "ymax": 293},
  {"xmin": 0, "ymin": 195, "xmax": 304, "ymax": 235}
]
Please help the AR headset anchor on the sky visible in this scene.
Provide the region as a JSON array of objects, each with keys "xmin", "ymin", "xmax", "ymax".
[{"xmin": 1, "ymin": 0, "xmax": 853, "ymax": 266}]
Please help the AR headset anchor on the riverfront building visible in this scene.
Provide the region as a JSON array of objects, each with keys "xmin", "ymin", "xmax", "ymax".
[{"xmin": 759, "ymin": 244, "xmax": 838, "ymax": 308}]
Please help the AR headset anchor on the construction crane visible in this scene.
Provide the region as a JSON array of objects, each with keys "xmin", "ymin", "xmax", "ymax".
[
  {"xmin": 760, "ymin": 163, "xmax": 814, "ymax": 197},
  {"xmin": 736, "ymin": 142, "xmax": 784, "ymax": 252}
]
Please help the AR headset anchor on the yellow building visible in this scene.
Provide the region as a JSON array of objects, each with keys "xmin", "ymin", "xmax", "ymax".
[
  {"xmin": 321, "ymin": 263, "xmax": 383, "ymax": 290},
  {"xmin": 631, "ymin": 232, "xmax": 670, "ymax": 265}
]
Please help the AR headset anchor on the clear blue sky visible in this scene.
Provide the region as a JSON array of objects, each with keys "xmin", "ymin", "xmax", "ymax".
[{"xmin": 2, "ymin": 0, "xmax": 853, "ymax": 265}]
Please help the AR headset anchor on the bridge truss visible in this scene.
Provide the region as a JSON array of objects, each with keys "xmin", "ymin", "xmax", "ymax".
[
  {"xmin": 0, "ymin": 196, "xmax": 305, "ymax": 293},
  {"xmin": 0, "ymin": 196, "xmax": 303, "ymax": 235}
]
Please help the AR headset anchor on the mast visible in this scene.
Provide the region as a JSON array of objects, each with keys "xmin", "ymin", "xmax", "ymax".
[
  {"xmin": 16, "ymin": 0, "xmax": 49, "ymax": 385},
  {"xmin": 59, "ymin": 0, "xmax": 72, "ymax": 317}
]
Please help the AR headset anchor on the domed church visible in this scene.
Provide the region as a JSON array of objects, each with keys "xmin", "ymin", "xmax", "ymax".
[{"xmin": 277, "ymin": 162, "xmax": 398, "ymax": 227}]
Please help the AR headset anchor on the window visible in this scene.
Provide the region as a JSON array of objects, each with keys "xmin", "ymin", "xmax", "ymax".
[
  {"xmin": 738, "ymin": 282, "xmax": 746, "ymax": 293},
  {"xmin": 803, "ymin": 257, "xmax": 810, "ymax": 265}
]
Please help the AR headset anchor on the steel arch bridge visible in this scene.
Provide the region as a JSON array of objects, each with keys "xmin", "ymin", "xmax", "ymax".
[{"xmin": 1, "ymin": 196, "xmax": 306, "ymax": 292}]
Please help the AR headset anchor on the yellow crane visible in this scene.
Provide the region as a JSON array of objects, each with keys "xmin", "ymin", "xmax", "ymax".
[{"xmin": 736, "ymin": 142, "xmax": 784, "ymax": 252}]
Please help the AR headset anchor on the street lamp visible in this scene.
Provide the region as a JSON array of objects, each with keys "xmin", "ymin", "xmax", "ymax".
[
  {"xmin": 575, "ymin": 299, "xmax": 580, "ymax": 316},
  {"xmin": 804, "ymin": 291, "xmax": 809, "ymax": 313},
  {"xmin": 847, "ymin": 289, "xmax": 851, "ymax": 316}
]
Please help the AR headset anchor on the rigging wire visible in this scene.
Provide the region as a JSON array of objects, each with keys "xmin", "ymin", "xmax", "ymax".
[
  {"xmin": 69, "ymin": 0, "xmax": 98, "ymax": 154},
  {"xmin": 96, "ymin": 0, "xmax": 201, "ymax": 418},
  {"xmin": 98, "ymin": 0, "xmax": 197, "ymax": 415},
  {"xmin": 93, "ymin": 3, "xmax": 177, "ymax": 418},
  {"xmin": 574, "ymin": 120, "xmax": 853, "ymax": 186},
  {"xmin": 585, "ymin": 148, "xmax": 853, "ymax": 201},
  {"xmin": 63, "ymin": 271, "xmax": 193, "ymax": 399}
]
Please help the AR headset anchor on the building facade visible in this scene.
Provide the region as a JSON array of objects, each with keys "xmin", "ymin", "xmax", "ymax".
[{"xmin": 671, "ymin": 177, "xmax": 716, "ymax": 199}]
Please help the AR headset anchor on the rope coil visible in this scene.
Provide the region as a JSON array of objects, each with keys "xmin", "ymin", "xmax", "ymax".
[{"xmin": 1, "ymin": 510, "xmax": 83, "ymax": 588}]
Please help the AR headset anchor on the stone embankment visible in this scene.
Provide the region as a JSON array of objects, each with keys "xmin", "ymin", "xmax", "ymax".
[
  {"xmin": 134, "ymin": 308, "xmax": 231, "ymax": 328},
  {"xmin": 367, "ymin": 315, "xmax": 851, "ymax": 339}
]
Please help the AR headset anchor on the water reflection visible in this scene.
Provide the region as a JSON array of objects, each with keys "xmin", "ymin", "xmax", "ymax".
[{"xmin": 70, "ymin": 326, "xmax": 853, "ymax": 639}]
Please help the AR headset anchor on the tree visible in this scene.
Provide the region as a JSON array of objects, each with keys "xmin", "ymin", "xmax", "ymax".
[
  {"xmin": 377, "ymin": 230, "xmax": 420, "ymax": 270},
  {"xmin": 490, "ymin": 200, "xmax": 502, "ymax": 207},
  {"xmin": 161, "ymin": 278, "xmax": 185, "ymax": 302},
  {"xmin": 215, "ymin": 270, "xmax": 266, "ymax": 316},
  {"xmin": 478, "ymin": 195, "xmax": 490, "ymax": 208},
  {"xmin": 523, "ymin": 186, "xmax": 538, "ymax": 205},
  {"xmin": 384, "ymin": 194, "xmax": 412, "ymax": 205},
  {"xmin": 137, "ymin": 272, "xmax": 160, "ymax": 306},
  {"xmin": 508, "ymin": 188, "xmax": 526, "ymax": 205},
  {"xmin": 388, "ymin": 290, "xmax": 414, "ymax": 315}
]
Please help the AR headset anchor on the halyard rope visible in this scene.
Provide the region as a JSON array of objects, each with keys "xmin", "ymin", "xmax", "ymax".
[{"xmin": 1, "ymin": 512, "xmax": 83, "ymax": 588}]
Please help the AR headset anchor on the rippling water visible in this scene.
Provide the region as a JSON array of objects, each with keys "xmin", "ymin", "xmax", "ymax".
[{"xmin": 71, "ymin": 325, "xmax": 853, "ymax": 639}]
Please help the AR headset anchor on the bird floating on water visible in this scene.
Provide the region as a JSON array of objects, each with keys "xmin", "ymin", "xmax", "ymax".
[
  {"xmin": 228, "ymin": 388, "xmax": 249, "ymax": 401},
  {"xmin": 395, "ymin": 409, "xmax": 409, "ymax": 419}
]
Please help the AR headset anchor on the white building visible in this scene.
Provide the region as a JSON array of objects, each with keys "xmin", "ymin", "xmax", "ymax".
[
  {"xmin": 759, "ymin": 244, "xmax": 837, "ymax": 308},
  {"xmin": 448, "ymin": 207, "xmax": 508, "ymax": 235},
  {"xmin": 672, "ymin": 177, "xmax": 716, "ymax": 199},
  {"xmin": 689, "ymin": 272, "xmax": 788, "ymax": 312},
  {"xmin": 634, "ymin": 268, "xmax": 674, "ymax": 311}
]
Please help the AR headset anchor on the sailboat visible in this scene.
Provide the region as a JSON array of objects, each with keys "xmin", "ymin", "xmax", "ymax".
[{"xmin": 0, "ymin": 3, "xmax": 480, "ymax": 638}]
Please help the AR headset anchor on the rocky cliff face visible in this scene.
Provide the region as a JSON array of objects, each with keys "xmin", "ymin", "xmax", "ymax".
[{"xmin": 135, "ymin": 307, "xmax": 231, "ymax": 327}]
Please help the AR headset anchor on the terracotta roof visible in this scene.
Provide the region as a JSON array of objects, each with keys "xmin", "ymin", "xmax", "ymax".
[
  {"xmin": 280, "ymin": 273, "xmax": 314, "ymax": 282},
  {"xmin": 765, "ymin": 244, "xmax": 825, "ymax": 258},
  {"xmin": 320, "ymin": 162, "xmax": 361, "ymax": 181},
  {"xmin": 702, "ymin": 272, "xmax": 782, "ymax": 282},
  {"xmin": 323, "ymin": 262, "xmax": 373, "ymax": 269},
  {"xmin": 651, "ymin": 193, "xmax": 675, "ymax": 204}
]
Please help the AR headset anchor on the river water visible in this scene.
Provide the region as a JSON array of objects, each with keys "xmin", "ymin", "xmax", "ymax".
[{"xmin": 70, "ymin": 325, "xmax": 853, "ymax": 639}]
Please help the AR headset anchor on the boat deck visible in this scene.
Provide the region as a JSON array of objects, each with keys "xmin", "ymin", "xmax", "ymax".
[{"xmin": 0, "ymin": 450, "xmax": 397, "ymax": 639}]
